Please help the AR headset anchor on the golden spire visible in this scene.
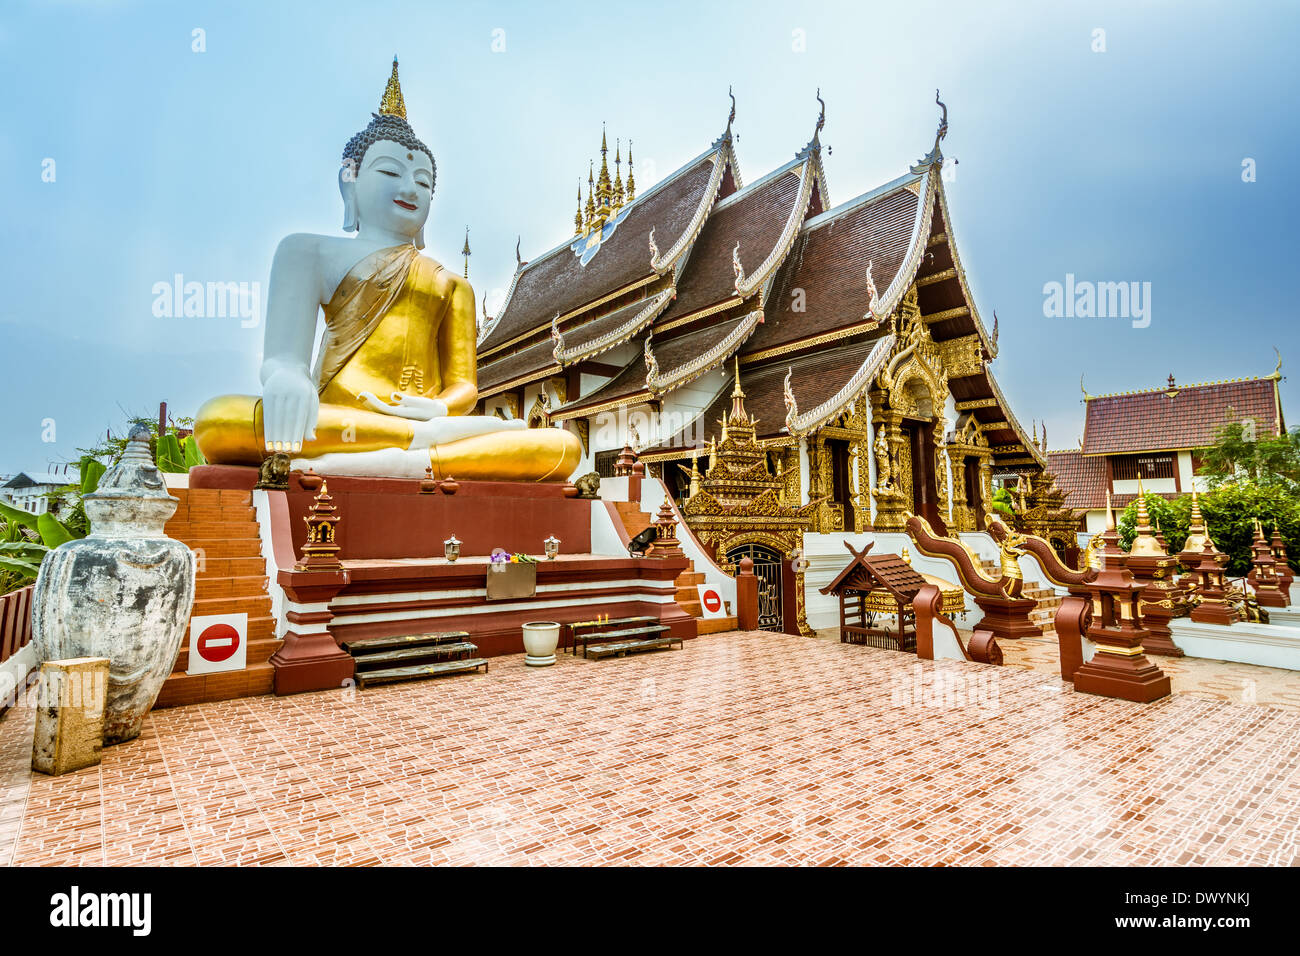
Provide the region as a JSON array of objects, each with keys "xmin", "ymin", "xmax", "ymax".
[
  {"xmin": 1131, "ymin": 477, "xmax": 1163, "ymax": 556},
  {"xmin": 574, "ymin": 182, "xmax": 583, "ymax": 235},
  {"xmin": 379, "ymin": 56, "xmax": 406, "ymax": 119},
  {"xmin": 613, "ymin": 138, "xmax": 625, "ymax": 209},
  {"xmin": 728, "ymin": 356, "xmax": 748, "ymax": 424},
  {"xmin": 584, "ymin": 161, "xmax": 596, "ymax": 228},
  {"xmin": 461, "ymin": 225, "xmax": 471, "ymax": 279},
  {"xmin": 596, "ymin": 125, "xmax": 612, "ymax": 215},
  {"xmin": 721, "ymin": 416, "xmax": 729, "ymax": 442},
  {"xmin": 624, "ymin": 140, "xmax": 634, "ymax": 200}
]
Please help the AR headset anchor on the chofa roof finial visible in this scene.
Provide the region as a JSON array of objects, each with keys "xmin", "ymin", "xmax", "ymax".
[
  {"xmin": 815, "ymin": 87, "xmax": 826, "ymax": 136},
  {"xmin": 934, "ymin": 88, "xmax": 948, "ymax": 148}
]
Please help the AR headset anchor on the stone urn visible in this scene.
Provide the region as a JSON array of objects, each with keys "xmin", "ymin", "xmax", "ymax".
[
  {"xmin": 521, "ymin": 621, "xmax": 561, "ymax": 667},
  {"xmin": 33, "ymin": 426, "xmax": 196, "ymax": 744}
]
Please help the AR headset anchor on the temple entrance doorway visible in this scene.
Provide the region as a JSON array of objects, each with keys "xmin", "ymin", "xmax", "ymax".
[
  {"xmin": 902, "ymin": 419, "xmax": 945, "ymax": 535},
  {"xmin": 964, "ymin": 456, "xmax": 984, "ymax": 528},
  {"xmin": 726, "ymin": 543, "xmax": 784, "ymax": 632},
  {"xmin": 827, "ymin": 438, "xmax": 856, "ymax": 533}
]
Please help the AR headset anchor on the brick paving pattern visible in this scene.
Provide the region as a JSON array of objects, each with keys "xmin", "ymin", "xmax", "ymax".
[{"xmin": 2, "ymin": 630, "xmax": 1299, "ymax": 866}]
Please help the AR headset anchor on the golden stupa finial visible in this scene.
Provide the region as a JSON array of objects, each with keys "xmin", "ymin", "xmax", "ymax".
[
  {"xmin": 732, "ymin": 357, "xmax": 744, "ymax": 398},
  {"xmin": 379, "ymin": 56, "xmax": 407, "ymax": 119},
  {"xmin": 574, "ymin": 181, "xmax": 584, "ymax": 235},
  {"xmin": 461, "ymin": 225, "xmax": 471, "ymax": 279},
  {"xmin": 613, "ymin": 138, "xmax": 625, "ymax": 209},
  {"xmin": 720, "ymin": 416, "xmax": 729, "ymax": 442},
  {"xmin": 626, "ymin": 140, "xmax": 635, "ymax": 200},
  {"xmin": 596, "ymin": 125, "xmax": 612, "ymax": 213},
  {"xmin": 584, "ymin": 161, "xmax": 596, "ymax": 228}
]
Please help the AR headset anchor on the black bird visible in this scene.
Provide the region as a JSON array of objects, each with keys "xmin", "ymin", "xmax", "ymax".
[{"xmin": 628, "ymin": 526, "xmax": 658, "ymax": 556}]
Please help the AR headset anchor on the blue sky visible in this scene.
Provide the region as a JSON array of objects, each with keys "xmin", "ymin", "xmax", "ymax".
[{"xmin": 2, "ymin": 0, "xmax": 1297, "ymax": 475}]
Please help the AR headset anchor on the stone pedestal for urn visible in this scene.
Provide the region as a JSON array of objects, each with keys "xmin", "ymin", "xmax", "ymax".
[{"xmin": 33, "ymin": 426, "xmax": 196, "ymax": 745}]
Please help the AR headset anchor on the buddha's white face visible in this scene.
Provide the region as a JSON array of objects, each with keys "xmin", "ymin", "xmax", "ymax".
[{"xmin": 352, "ymin": 140, "xmax": 434, "ymax": 239}]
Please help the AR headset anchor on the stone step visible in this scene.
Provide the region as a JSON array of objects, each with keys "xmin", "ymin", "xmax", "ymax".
[
  {"xmin": 164, "ymin": 520, "xmax": 261, "ymax": 540},
  {"xmin": 586, "ymin": 635, "xmax": 683, "ymax": 659},
  {"xmin": 192, "ymin": 595, "xmax": 273, "ymax": 619},
  {"xmin": 195, "ymin": 574, "xmax": 270, "ymax": 600},
  {"xmin": 352, "ymin": 641, "xmax": 478, "ymax": 670},
  {"xmin": 356, "ymin": 657, "xmax": 489, "ymax": 688},
  {"xmin": 698, "ymin": 616, "xmax": 738, "ymax": 635},
  {"xmin": 340, "ymin": 630, "xmax": 470, "ymax": 655},
  {"xmin": 185, "ymin": 539, "xmax": 264, "ymax": 559},
  {"xmin": 675, "ymin": 571, "xmax": 705, "ymax": 587},
  {"xmin": 197, "ymin": 556, "xmax": 266, "ymax": 578},
  {"xmin": 578, "ymin": 624, "xmax": 670, "ymax": 656},
  {"xmin": 154, "ymin": 661, "xmax": 275, "ymax": 709},
  {"xmin": 167, "ymin": 505, "xmax": 257, "ymax": 522},
  {"xmin": 171, "ymin": 489, "xmax": 251, "ymax": 506},
  {"xmin": 677, "ymin": 600, "xmax": 703, "ymax": 617}
]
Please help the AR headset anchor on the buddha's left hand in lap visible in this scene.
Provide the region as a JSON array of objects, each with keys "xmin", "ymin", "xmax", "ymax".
[{"xmin": 358, "ymin": 390, "xmax": 526, "ymax": 449}]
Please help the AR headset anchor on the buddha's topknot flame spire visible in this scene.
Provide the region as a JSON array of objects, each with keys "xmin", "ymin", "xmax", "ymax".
[{"xmin": 380, "ymin": 56, "xmax": 407, "ymax": 119}]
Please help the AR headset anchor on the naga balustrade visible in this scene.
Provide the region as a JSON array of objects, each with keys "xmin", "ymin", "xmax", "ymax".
[
  {"xmin": 987, "ymin": 518, "xmax": 1097, "ymax": 588},
  {"xmin": 912, "ymin": 583, "xmax": 1002, "ymax": 665},
  {"xmin": 904, "ymin": 514, "xmax": 1041, "ymax": 641}
]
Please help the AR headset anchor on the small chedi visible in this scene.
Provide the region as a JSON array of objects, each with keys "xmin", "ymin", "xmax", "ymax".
[
  {"xmin": 32, "ymin": 427, "xmax": 196, "ymax": 744},
  {"xmin": 194, "ymin": 58, "xmax": 580, "ymax": 482}
]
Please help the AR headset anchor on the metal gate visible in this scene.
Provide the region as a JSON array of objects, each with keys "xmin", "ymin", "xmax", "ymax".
[{"xmin": 727, "ymin": 543, "xmax": 784, "ymax": 632}]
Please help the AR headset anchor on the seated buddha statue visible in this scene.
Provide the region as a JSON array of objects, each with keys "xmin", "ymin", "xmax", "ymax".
[{"xmin": 195, "ymin": 59, "xmax": 581, "ymax": 482}]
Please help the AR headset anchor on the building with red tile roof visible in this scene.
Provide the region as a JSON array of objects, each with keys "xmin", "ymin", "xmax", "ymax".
[{"xmin": 1049, "ymin": 369, "xmax": 1286, "ymax": 532}]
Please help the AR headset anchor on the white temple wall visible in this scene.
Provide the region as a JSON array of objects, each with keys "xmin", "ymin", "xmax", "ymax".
[
  {"xmin": 802, "ymin": 531, "xmax": 875, "ymax": 631},
  {"xmin": 1112, "ymin": 477, "xmax": 1176, "ymax": 496}
]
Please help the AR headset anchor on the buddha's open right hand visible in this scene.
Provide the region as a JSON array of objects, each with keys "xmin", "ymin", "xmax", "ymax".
[{"xmin": 262, "ymin": 367, "xmax": 319, "ymax": 453}]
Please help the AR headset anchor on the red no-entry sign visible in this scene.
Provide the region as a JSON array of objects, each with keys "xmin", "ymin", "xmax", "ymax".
[
  {"xmin": 697, "ymin": 585, "xmax": 726, "ymax": 618},
  {"xmin": 187, "ymin": 613, "xmax": 249, "ymax": 675}
]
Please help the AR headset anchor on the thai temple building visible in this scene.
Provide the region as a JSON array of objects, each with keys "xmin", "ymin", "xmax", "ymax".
[
  {"xmin": 474, "ymin": 93, "xmax": 1047, "ymax": 631},
  {"xmin": 1050, "ymin": 368, "xmax": 1287, "ymax": 533}
]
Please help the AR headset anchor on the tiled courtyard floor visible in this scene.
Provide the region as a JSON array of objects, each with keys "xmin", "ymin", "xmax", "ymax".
[
  {"xmin": 2, "ymin": 630, "xmax": 1300, "ymax": 866},
  {"xmin": 999, "ymin": 634, "xmax": 1300, "ymax": 710}
]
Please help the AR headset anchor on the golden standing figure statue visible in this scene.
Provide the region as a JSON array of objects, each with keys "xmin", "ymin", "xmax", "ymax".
[{"xmin": 195, "ymin": 59, "xmax": 581, "ymax": 482}]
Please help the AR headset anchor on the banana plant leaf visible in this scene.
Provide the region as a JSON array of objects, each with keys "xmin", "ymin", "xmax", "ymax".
[
  {"xmin": 37, "ymin": 512, "xmax": 75, "ymax": 548},
  {"xmin": 156, "ymin": 432, "xmax": 185, "ymax": 472},
  {"xmin": 181, "ymin": 434, "xmax": 207, "ymax": 468},
  {"xmin": 0, "ymin": 556, "xmax": 41, "ymax": 579},
  {"xmin": 0, "ymin": 500, "xmax": 38, "ymax": 531},
  {"xmin": 0, "ymin": 541, "xmax": 48, "ymax": 560},
  {"xmin": 79, "ymin": 456, "xmax": 106, "ymax": 495}
]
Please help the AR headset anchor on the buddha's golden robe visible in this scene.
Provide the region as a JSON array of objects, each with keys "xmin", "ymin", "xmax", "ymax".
[{"xmin": 195, "ymin": 245, "xmax": 581, "ymax": 482}]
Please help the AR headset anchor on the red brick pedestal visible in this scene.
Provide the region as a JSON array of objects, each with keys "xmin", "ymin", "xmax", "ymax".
[{"xmin": 269, "ymin": 569, "xmax": 355, "ymax": 695}]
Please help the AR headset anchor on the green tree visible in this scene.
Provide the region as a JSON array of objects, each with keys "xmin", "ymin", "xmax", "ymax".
[
  {"xmin": 1198, "ymin": 410, "xmax": 1300, "ymax": 490},
  {"xmin": 1118, "ymin": 485, "xmax": 1299, "ymax": 577}
]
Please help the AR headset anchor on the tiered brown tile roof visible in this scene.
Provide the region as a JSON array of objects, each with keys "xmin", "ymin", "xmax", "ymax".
[
  {"xmin": 657, "ymin": 162, "xmax": 809, "ymax": 325},
  {"xmin": 558, "ymin": 294, "xmax": 669, "ymax": 360},
  {"xmin": 1081, "ymin": 378, "xmax": 1281, "ymax": 455},
  {"xmin": 1046, "ymin": 450, "xmax": 1108, "ymax": 510},
  {"xmin": 477, "ymin": 340, "xmax": 557, "ymax": 396},
  {"xmin": 552, "ymin": 313, "xmax": 760, "ymax": 419},
  {"xmin": 744, "ymin": 176, "xmax": 921, "ymax": 357},
  {"xmin": 642, "ymin": 336, "xmax": 889, "ymax": 455},
  {"xmin": 479, "ymin": 151, "xmax": 724, "ymax": 356}
]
